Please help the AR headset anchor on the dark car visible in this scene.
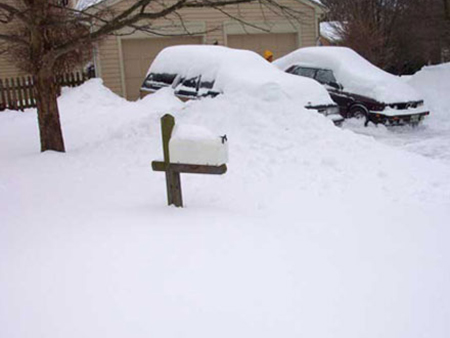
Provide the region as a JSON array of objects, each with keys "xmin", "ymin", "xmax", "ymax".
[
  {"xmin": 275, "ymin": 47, "xmax": 430, "ymax": 126},
  {"xmin": 140, "ymin": 45, "xmax": 344, "ymax": 126}
]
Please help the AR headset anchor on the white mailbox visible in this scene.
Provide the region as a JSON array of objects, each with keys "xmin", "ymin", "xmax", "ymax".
[{"xmin": 169, "ymin": 124, "xmax": 228, "ymax": 166}]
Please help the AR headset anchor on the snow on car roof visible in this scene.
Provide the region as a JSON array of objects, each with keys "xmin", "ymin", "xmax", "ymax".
[
  {"xmin": 274, "ymin": 47, "xmax": 422, "ymax": 103},
  {"xmin": 147, "ymin": 45, "xmax": 334, "ymax": 107}
]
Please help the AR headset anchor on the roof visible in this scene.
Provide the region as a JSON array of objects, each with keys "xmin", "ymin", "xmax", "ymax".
[
  {"xmin": 320, "ymin": 22, "xmax": 342, "ymax": 41},
  {"xmin": 77, "ymin": 0, "xmax": 324, "ymax": 11},
  {"xmin": 76, "ymin": 0, "xmax": 104, "ymax": 10}
]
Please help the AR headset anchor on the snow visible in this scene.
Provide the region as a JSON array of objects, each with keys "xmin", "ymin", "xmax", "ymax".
[
  {"xmin": 274, "ymin": 47, "xmax": 422, "ymax": 103},
  {"xmin": 1, "ymin": 75, "xmax": 450, "ymax": 338},
  {"xmin": 320, "ymin": 21, "xmax": 342, "ymax": 41},
  {"xmin": 169, "ymin": 124, "xmax": 228, "ymax": 165},
  {"xmin": 76, "ymin": 0, "xmax": 104, "ymax": 10},
  {"xmin": 147, "ymin": 45, "xmax": 334, "ymax": 107}
]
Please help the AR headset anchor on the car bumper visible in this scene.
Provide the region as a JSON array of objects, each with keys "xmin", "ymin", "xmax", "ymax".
[
  {"xmin": 368, "ymin": 111, "xmax": 430, "ymax": 125},
  {"xmin": 307, "ymin": 104, "xmax": 345, "ymax": 126}
]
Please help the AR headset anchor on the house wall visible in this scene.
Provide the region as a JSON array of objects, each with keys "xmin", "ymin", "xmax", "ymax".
[
  {"xmin": 0, "ymin": 0, "xmax": 27, "ymax": 79},
  {"xmin": 0, "ymin": 0, "xmax": 80, "ymax": 79},
  {"xmin": 96, "ymin": 0, "xmax": 322, "ymax": 98}
]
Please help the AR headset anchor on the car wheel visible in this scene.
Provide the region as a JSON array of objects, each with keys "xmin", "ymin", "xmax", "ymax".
[
  {"xmin": 349, "ymin": 105, "xmax": 367, "ymax": 118},
  {"xmin": 349, "ymin": 105, "xmax": 369, "ymax": 126}
]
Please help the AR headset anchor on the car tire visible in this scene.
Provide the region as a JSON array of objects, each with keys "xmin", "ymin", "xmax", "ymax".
[{"xmin": 349, "ymin": 105, "xmax": 369, "ymax": 127}]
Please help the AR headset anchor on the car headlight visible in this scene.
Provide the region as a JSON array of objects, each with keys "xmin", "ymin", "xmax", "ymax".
[
  {"xmin": 306, "ymin": 105, "xmax": 340, "ymax": 116},
  {"xmin": 322, "ymin": 105, "xmax": 339, "ymax": 116}
]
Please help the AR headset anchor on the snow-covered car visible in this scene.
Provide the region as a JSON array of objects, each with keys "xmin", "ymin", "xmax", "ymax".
[
  {"xmin": 274, "ymin": 47, "xmax": 430, "ymax": 126},
  {"xmin": 140, "ymin": 45, "xmax": 344, "ymax": 125}
]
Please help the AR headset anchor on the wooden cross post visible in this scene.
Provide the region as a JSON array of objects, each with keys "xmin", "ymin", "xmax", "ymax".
[{"xmin": 152, "ymin": 114, "xmax": 227, "ymax": 207}]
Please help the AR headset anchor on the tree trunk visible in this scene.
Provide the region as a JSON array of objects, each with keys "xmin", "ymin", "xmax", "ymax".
[
  {"xmin": 34, "ymin": 69, "xmax": 65, "ymax": 153},
  {"xmin": 444, "ymin": 0, "xmax": 450, "ymax": 20}
]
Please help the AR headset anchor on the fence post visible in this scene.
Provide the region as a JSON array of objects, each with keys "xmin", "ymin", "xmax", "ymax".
[
  {"xmin": 5, "ymin": 79, "xmax": 12, "ymax": 110},
  {"xmin": 22, "ymin": 76, "xmax": 30, "ymax": 108},
  {"xmin": 16, "ymin": 77, "xmax": 24, "ymax": 111},
  {"xmin": 0, "ymin": 79, "xmax": 6, "ymax": 111},
  {"xmin": 28, "ymin": 76, "xmax": 35, "ymax": 107}
]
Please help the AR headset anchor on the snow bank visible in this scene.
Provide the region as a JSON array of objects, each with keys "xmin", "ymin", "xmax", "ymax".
[
  {"xmin": 407, "ymin": 63, "xmax": 450, "ymax": 121},
  {"xmin": 1, "ymin": 78, "xmax": 450, "ymax": 338},
  {"xmin": 274, "ymin": 47, "xmax": 422, "ymax": 103},
  {"xmin": 148, "ymin": 45, "xmax": 334, "ymax": 107}
]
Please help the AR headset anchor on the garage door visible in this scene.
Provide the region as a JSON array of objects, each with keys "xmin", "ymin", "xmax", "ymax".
[
  {"xmin": 227, "ymin": 33, "xmax": 298, "ymax": 61},
  {"xmin": 122, "ymin": 36, "xmax": 203, "ymax": 100}
]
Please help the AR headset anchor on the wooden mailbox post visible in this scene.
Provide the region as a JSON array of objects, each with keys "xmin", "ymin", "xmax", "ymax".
[{"xmin": 152, "ymin": 114, "xmax": 227, "ymax": 207}]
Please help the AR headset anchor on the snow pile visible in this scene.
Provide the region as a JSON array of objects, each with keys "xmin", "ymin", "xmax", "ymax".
[
  {"xmin": 148, "ymin": 45, "xmax": 334, "ymax": 107},
  {"xmin": 1, "ymin": 79, "xmax": 450, "ymax": 338},
  {"xmin": 169, "ymin": 124, "xmax": 228, "ymax": 165},
  {"xmin": 407, "ymin": 63, "xmax": 450, "ymax": 122},
  {"xmin": 274, "ymin": 47, "xmax": 422, "ymax": 103}
]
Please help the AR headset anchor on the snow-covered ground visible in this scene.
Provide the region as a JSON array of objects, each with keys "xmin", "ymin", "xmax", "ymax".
[
  {"xmin": 1, "ymin": 64, "xmax": 449, "ymax": 338},
  {"xmin": 343, "ymin": 63, "xmax": 450, "ymax": 164}
]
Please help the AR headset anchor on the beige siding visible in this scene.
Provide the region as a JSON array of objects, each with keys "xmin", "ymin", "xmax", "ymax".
[
  {"xmin": 0, "ymin": 0, "xmax": 80, "ymax": 79},
  {"xmin": 0, "ymin": 0, "xmax": 27, "ymax": 79},
  {"xmin": 97, "ymin": 37, "xmax": 123, "ymax": 95},
  {"xmin": 228, "ymin": 33, "xmax": 298, "ymax": 59},
  {"xmin": 122, "ymin": 36, "xmax": 203, "ymax": 100},
  {"xmin": 98, "ymin": 0, "xmax": 320, "ymax": 98},
  {"xmin": 0, "ymin": 56, "xmax": 26, "ymax": 79}
]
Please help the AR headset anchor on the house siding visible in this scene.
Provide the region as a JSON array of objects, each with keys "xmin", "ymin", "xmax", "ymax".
[
  {"xmin": 0, "ymin": 0, "xmax": 79, "ymax": 79},
  {"xmin": 97, "ymin": 0, "xmax": 320, "ymax": 97},
  {"xmin": 0, "ymin": 0, "xmax": 27, "ymax": 78}
]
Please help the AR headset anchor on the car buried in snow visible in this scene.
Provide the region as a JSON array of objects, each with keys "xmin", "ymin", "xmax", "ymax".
[
  {"xmin": 274, "ymin": 47, "xmax": 430, "ymax": 126},
  {"xmin": 140, "ymin": 45, "xmax": 344, "ymax": 126}
]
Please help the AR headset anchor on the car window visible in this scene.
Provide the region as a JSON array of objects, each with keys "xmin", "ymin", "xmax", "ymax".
[
  {"xmin": 143, "ymin": 73, "xmax": 177, "ymax": 89},
  {"xmin": 198, "ymin": 78, "xmax": 216, "ymax": 97},
  {"xmin": 174, "ymin": 76, "xmax": 200, "ymax": 98},
  {"xmin": 293, "ymin": 67, "xmax": 318, "ymax": 79},
  {"xmin": 199, "ymin": 79, "xmax": 214, "ymax": 90},
  {"xmin": 315, "ymin": 69, "xmax": 337, "ymax": 85},
  {"xmin": 181, "ymin": 76, "xmax": 200, "ymax": 89},
  {"xmin": 285, "ymin": 65, "xmax": 298, "ymax": 74}
]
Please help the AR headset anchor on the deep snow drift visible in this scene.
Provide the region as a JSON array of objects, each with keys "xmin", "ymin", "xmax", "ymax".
[{"xmin": 1, "ymin": 77, "xmax": 449, "ymax": 338}]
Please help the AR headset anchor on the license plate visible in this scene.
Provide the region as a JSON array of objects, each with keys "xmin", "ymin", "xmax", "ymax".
[{"xmin": 410, "ymin": 114, "xmax": 420, "ymax": 122}]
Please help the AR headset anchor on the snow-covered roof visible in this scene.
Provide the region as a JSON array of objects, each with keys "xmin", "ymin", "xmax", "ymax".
[
  {"xmin": 148, "ymin": 45, "xmax": 334, "ymax": 107},
  {"xmin": 320, "ymin": 22, "xmax": 342, "ymax": 42},
  {"xmin": 76, "ymin": 0, "xmax": 104, "ymax": 10},
  {"xmin": 77, "ymin": 0, "xmax": 324, "ymax": 11},
  {"xmin": 274, "ymin": 47, "xmax": 422, "ymax": 103}
]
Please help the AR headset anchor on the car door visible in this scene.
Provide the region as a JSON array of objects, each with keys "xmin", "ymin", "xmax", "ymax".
[{"xmin": 314, "ymin": 68, "xmax": 354, "ymax": 116}]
